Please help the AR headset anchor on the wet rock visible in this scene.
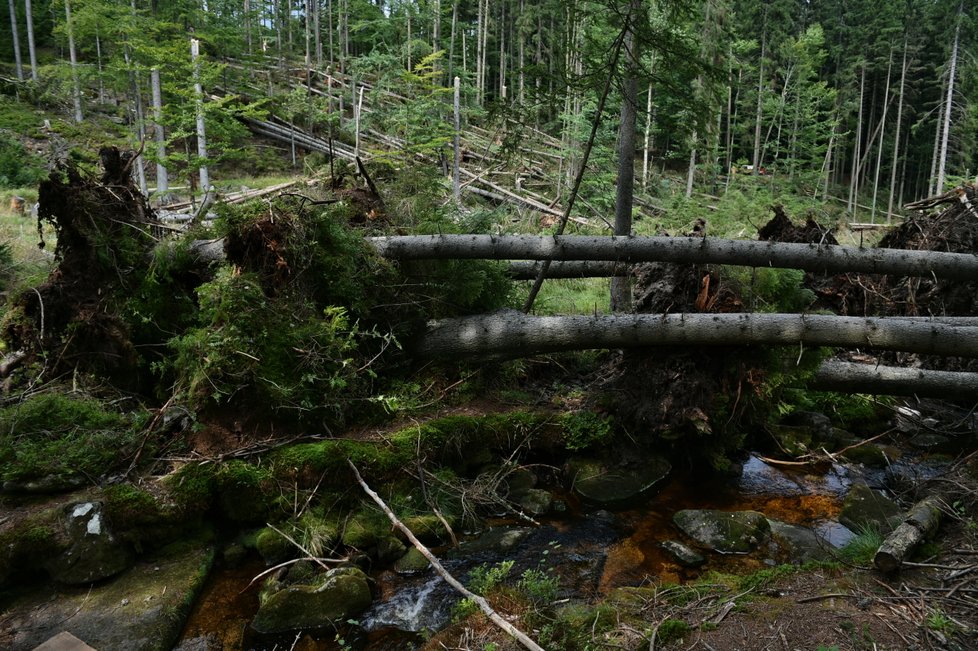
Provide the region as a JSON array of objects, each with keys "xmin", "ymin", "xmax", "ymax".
[
  {"xmin": 840, "ymin": 443, "xmax": 890, "ymax": 467},
  {"xmin": 45, "ymin": 501, "xmax": 135, "ymax": 585},
  {"xmin": 782, "ymin": 411, "xmax": 832, "ymax": 432},
  {"xmin": 255, "ymin": 527, "xmax": 293, "ymax": 565},
  {"xmin": 2, "ymin": 539, "xmax": 214, "ymax": 651},
  {"xmin": 660, "ymin": 540, "xmax": 705, "ymax": 567},
  {"xmin": 393, "ymin": 547, "xmax": 431, "ymax": 574},
  {"xmin": 2, "ymin": 474, "xmax": 87, "ymax": 494},
  {"xmin": 503, "ymin": 467, "xmax": 537, "ymax": 498},
  {"xmin": 172, "ymin": 634, "xmax": 222, "ymax": 651},
  {"xmin": 567, "ymin": 454, "xmax": 671, "ymax": 504},
  {"xmin": 252, "ymin": 566, "xmax": 372, "ymax": 634},
  {"xmin": 766, "ymin": 424, "xmax": 814, "ymax": 457},
  {"xmin": 767, "ymin": 519, "xmax": 831, "ymax": 563},
  {"xmin": 838, "ymin": 483, "xmax": 902, "ymax": 534},
  {"xmin": 673, "ymin": 509, "xmax": 771, "ymax": 554},
  {"xmin": 909, "ymin": 433, "xmax": 952, "ymax": 452},
  {"xmin": 448, "ymin": 526, "xmax": 532, "ymax": 557},
  {"xmin": 518, "ymin": 488, "xmax": 553, "ymax": 516},
  {"xmin": 401, "ymin": 514, "xmax": 457, "ymax": 545},
  {"xmin": 375, "ymin": 535, "xmax": 406, "ymax": 565}
]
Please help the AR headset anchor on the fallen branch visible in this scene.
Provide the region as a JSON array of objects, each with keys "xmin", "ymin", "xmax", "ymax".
[
  {"xmin": 347, "ymin": 460, "xmax": 545, "ymax": 651},
  {"xmin": 874, "ymin": 494, "xmax": 945, "ymax": 573},
  {"xmin": 812, "ymin": 361, "xmax": 978, "ymax": 400}
]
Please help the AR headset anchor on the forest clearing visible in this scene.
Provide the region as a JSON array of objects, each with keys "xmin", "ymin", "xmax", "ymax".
[{"xmin": 1, "ymin": 1, "xmax": 978, "ymax": 650}]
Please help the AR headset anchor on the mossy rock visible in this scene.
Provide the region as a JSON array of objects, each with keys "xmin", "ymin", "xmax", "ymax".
[
  {"xmin": 0, "ymin": 510, "xmax": 66, "ymax": 588},
  {"xmin": 400, "ymin": 514, "xmax": 456, "ymax": 545},
  {"xmin": 673, "ymin": 509, "xmax": 771, "ymax": 554},
  {"xmin": 255, "ymin": 527, "xmax": 295, "ymax": 565},
  {"xmin": 393, "ymin": 547, "xmax": 430, "ymax": 574},
  {"xmin": 838, "ymin": 483, "xmax": 902, "ymax": 534},
  {"xmin": 252, "ymin": 566, "xmax": 372, "ymax": 634},
  {"xmin": 162, "ymin": 463, "xmax": 218, "ymax": 516},
  {"xmin": 518, "ymin": 488, "xmax": 553, "ymax": 516},
  {"xmin": 341, "ymin": 511, "xmax": 389, "ymax": 550},
  {"xmin": 216, "ymin": 461, "xmax": 276, "ymax": 524},
  {"xmin": 45, "ymin": 501, "xmax": 135, "ymax": 585},
  {"xmin": 567, "ymin": 454, "xmax": 671, "ymax": 504}
]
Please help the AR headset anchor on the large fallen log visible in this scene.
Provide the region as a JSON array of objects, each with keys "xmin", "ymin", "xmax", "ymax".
[
  {"xmin": 874, "ymin": 495, "xmax": 944, "ymax": 573},
  {"xmin": 369, "ymin": 234, "xmax": 978, "ymax": 281},
  {"xmin": 414, "ymin": 312, "xmax": 978, "ymax": 360},
  {"xmin": 812, "ymin": 361, "xmax": 978, "ymax": 399}
]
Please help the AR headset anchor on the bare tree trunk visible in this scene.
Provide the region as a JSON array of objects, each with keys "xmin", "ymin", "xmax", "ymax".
[
  {"xmin": 752, "ymin": 35, "xmax": 765, "ymax": 175},
  {"xmin": 370, "ymin": 234, "xmax": 978, "ymax": 281},
  {"xmin": 887, "ymin": 38, "xmax": 908, "ymax": 224},
  {"xmin": 448, "ymin": 1, "xmax": 457, "ymax": 81},
  {"xmin": 65, "ymin": 0, "xmax": 83, "ymax": 123},
  {"xmin": 928, "ymin": 76, "xmax": 944, "ymax": 195},
  {"xmin": 848, "ymin": 65, "xmax": 865, "ymax": 217},
  {"xmin": 685, "ymin": 132, "xmax": 697, "ymax": 198},
  {"xmin": 612, "ymin": 0, "xmax": 640, "ymax": 313},
  {"xmin": 813, "ymin": 361, "xmax": 978, "ymax": 400},
  {"xmin": 151, "ymin": 68, "xmax": 168, "ymax": 202},
  {"xmin": 642, "ymin": 81, "xmax": 653, "ymax": 190},
  {"xmin": 191, "ymin": 38, "xmax": 210, "ymax": 191},
  {"xmin": 7, "ymin": 0, "xmax": 23, "ymax": 81},
  {"xmin": 871, "ymin": 52, "xmax": 892, "ymax": 223},
  {"xmin": 453, "ymin": 76, "xmax": 461, "ymax": 205},
  {"xmin": 24, "ymin": 0, "xmax": 37, "ymax": 81},
  {"xmin": 935, "ymin": 1, "xmax": 962, "ymax": 194},
  {"xmin": 414, "ymin": 312, "xmax": 978, "ymax": 360},
  {"xmin": 314, "ymin": 0, "xmax": 321, "ymax": 67}
]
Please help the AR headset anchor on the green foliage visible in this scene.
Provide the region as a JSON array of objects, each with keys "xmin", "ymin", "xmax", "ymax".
[
  {"xmin": 0, "ymin": 393, "xmax": 145, "ymax": 483},
  {"xmin": 0, "ymin": 132, "xmax": 46, "ymax": 190},
  {"xmin": 839, "ymin": 525, "xmax": 884, "ymax": 565},
  {"xmin": 467, "ymin": 560, "xmax": 514, "ymax": 595},
  {"xmin": 561, "ymin": 411, "xmax": 614, "ymax": 451},
  {"xmin": 723, "ymin": 267, "xmax": 815, "ymax": 313},
  {"xmin": 518, "ymin": 567, "xmax": 560, "ymax": 605}
]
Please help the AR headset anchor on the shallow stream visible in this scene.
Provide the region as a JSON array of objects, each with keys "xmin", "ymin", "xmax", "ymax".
[{"xmin": 179, "ymin": 453, "xmax": 883, "ymax": 650}]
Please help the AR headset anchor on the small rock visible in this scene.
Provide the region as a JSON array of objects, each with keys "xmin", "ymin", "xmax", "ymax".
[
  {"xmin": 567, "ymin": 455, "xmax": 671, "ymax": 504},
  {"xmin": 518, "ymin": 489, "xmax": 553, "ymax": 516},
  {"xmin": 448, "ymin": 527, "xmax": 532, "ymax": 557},
  {"xmin": 767, "ymin": 519, "xmax": 831, "ymax": 563},
  {"xmin": 660, "ymin": 540, "xmax": 705, "ymax": 567},
  {"xmin": 393, "ymin": 547, "xmax": 431, "ymax": 574}
]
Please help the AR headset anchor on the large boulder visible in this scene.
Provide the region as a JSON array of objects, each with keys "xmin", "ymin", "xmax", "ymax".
[
  {"xmin": 673, "ymin": 510, "xmax": 770, "ymax": 554},
  {"xmin": 251, "ymin": 566, "xmax": 372, "ymax": 634},
  {"xmin": 45, "ymin": 501, "xmax": 134, "ymax": 585},
  {"xmin": 567, "ymin": 455, "xmax": 671, "ymax": 504}
]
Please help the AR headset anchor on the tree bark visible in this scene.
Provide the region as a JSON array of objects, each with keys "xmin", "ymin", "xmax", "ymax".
[
  {"xmin": 612, "ymin": 0, "xmax": 641, "ymax": 313},
  {"xmin": 369, "ymin": 234, "xmax": 978, "ymax": 281},
  {"xmin": 812, "ymin": 361, "xmax": 978, "ymax": 400},
  {"xmin": 65, "ymin": 0, "xmax": 83, "ymax": 123},
  {"xmin": 151, "ymin": 68, "xmax": 169, "ymax": 202},
  {"xmin": 191, "ymin": 38, "xmax": 210, "ymax": 191},
  {"xmin": 935, "ymin": 2, "xmax": 962, "ymax": 195},
  {"xmin": 24, "ymin": 0, "xmax": 37, "ymax": 81},
  {"xmin": 874, "ymin": 495, "xmax": 944, "ymax": 573},
  {"xmin": 413, "ymin": 312, "xmax": 978, "ymax": 360},
  {"xmin": 887, "ymin": 38, "xmax": 908, "ymax": 224},
  {"xmin": 8, "ymin": 0, "xmax": 23, "ymax": 81}
]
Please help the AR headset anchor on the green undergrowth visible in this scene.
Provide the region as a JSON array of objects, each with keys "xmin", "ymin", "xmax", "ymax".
[{"xmin": 0, "ymin": 393, "xmax": 149, "ymax": 485}]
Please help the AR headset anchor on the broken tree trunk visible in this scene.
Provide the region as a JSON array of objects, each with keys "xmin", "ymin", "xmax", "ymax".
[
  {"xmin": 812, "ymin": 361, "xmax": 978, "ymax": 400},
  {"xmin": 369, "ymin": 234, "xmax": 978, "ymax": 281},
  {"xmin": 414, "ymin": 312, "xmax": 978, "ymax": 360},
  {"xmin": 348, "ymin": 461, "xmax": 545, "ymax": 651},
  {"xmin": 874, "ymin": 495, "xmax": 944, "ymax": 573}
]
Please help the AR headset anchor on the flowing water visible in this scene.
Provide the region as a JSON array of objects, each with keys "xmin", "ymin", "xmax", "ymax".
[{"xmin": 179, "ymin": 453, "xmax": 875, "ymax": 650}]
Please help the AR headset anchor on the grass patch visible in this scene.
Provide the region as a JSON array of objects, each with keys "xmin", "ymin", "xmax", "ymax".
[
  {"xmin": 518, "ymin": 277, "xmax": 611, "ymax": 315},
  {"xmin": 839, "ymin": 525, "xmax": 884, "ymax": 565}
]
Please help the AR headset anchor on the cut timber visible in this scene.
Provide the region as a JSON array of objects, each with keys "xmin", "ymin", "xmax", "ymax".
[
  {"xmin": 874, "ymin": 495, "xmax": 944, "ymax": 573},
  {"xmin": 348, "ymin": 461, "xmax": 544, "ymax": 651},
  {"xmin": 414, "ymin": 312, "xmax": 978, "ymax": 360},
  {"xmin": 369, "ymin": 234, "xmax": 978, "ymax": 281},
  {"xmin": 812, "ymin": 361, "xmax": 978, "ymax": 400}
]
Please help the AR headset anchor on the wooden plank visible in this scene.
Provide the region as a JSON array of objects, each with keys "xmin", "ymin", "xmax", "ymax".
[{"xmin": 31, "ymin": 632, "xmax": 97, "ymax": 651}]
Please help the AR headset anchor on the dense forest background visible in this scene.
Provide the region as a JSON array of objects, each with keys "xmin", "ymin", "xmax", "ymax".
[{"xmin": 1, "ymin": 0, "xmax": 976, "ymax": 224}]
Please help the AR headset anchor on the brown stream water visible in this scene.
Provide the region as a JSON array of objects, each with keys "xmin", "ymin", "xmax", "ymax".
[{"xmin": 178, "ymin": 454, "xmax": 860, "ymax": 650}]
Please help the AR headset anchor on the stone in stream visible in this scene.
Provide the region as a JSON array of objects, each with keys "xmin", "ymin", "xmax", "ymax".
[
  {"xmin": 252, "ymin": 566, "xmax": 372, "ymax": 634},
  {"xmin": 1, "ymin": 538, "xmax": 213, "ymax": 651},
  {"xmin": 518, "ymin": 488, "xmax": 553, "ymax": 516},
  {"xmin": 566, "ymin": 454, "xmax": 671, "ymax": 504},
  {"xmin": 672, "ymin": 509, "xmax": 771, "ymax": 554},
  {"xmin": 766, "ymin": 519, "xmax": 832, "ymax": 563},
  {"xmin": 660, "ymin": 540, "xmax": 705, "ymax": 567},
  {"xmin": 838, "ymin": 483, "xmax": 902, "ymax": 534},
  {"xmin": 44, "ymin": 501, "xmax": 135, "ymax": 585},
  {"xmin": 393, "ymin": 547, "xmax": 431, "ymax": 574}
]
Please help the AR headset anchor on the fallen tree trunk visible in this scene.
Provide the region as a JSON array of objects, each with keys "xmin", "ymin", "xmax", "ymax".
[
  {"xmin": 812, "ymin": 361, "xmax": 978, "ymax": 399},
  {"xmin": 414, "ymin": 312, "xmax": 978, "ymax": 360},
  {"xmin": 369, "ymin": 234, "xmax": 978, "ymax": 281},
  {"xmin": 874, "ymin": 495, "xmax": 944, "ymax": 573},
  {"xmin": 507, "ymin": 260, "xmax": 629, "ymax": 279}
]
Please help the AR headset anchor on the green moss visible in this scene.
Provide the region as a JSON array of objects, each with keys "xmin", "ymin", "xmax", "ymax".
[
  {"xmin": 561, "ymin": 411, "xmax": 614, "ymax": 451},
  {"xmin": 341, "ymin": 510, "xmax": 389, "ymax": 549},
  {"xmin": 216, "ymin": 460, "xmax": 277, "ymax": 523},
  {"xmin": 164, "ymin": 462, "xmax": 218, "ymax": 516},
  {"xmin": 0, "ymin": 394, "xmax": 147, "ymax": 484},
  {"xmin": 656, "ymin": 618, "xmax": 692, "ymax": 644},
  {"xmin": 0, "ymin": 514, "xmax": 63, "ymax": 586},
  {"xmin": 255, "ymin": 527, "xmax": 295, "ymax": 565}
]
